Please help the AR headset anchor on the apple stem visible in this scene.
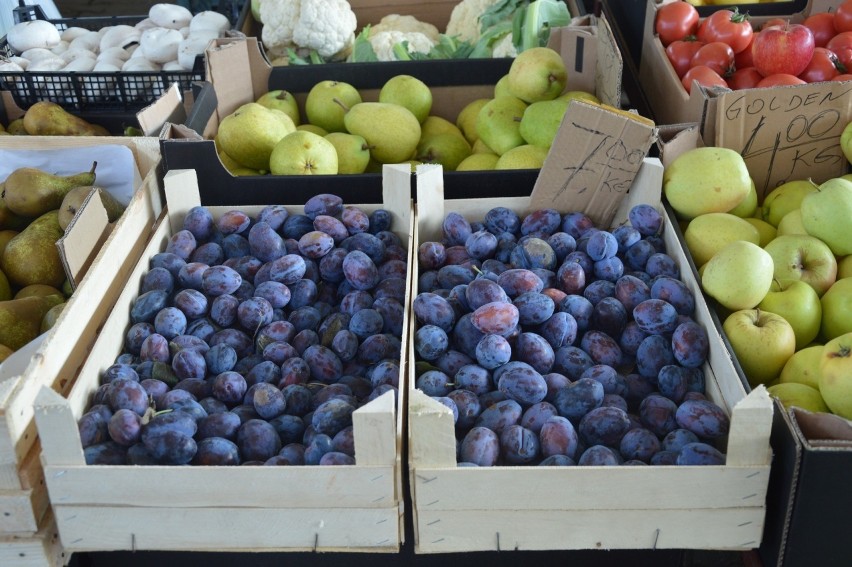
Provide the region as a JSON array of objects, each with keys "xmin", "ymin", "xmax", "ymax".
[
  {"xmin": 828, "ymin": 345, "xmax": 852, "ymax": 359},
  {"xmin": 332, "ymin": 98, "xmax": 350, "ymax": 113},
  {"xmin": 806, "ymin": 177, "xmax": 820, "ymax": 191}
]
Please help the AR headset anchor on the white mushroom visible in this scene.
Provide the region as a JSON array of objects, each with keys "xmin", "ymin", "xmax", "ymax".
[
  {"xmin": 140, "ymin": 27, "xmax": 183, "ymax": 64},
  {"xmin": 60, "ymin": 26, "xmax": 91, "ymax": 42},
  {"xmin": 149, "ymin": 4, "xmax": 193, "ymax": 30},
  {"xmin": 189, "ymin": 11, "xmax": 230, "ymax": 34},
  {"xmin": 100, "ymin": 25, "xmax": 142, "ymax": 51},
  {"xmin": 62, "ymin": 56, "xmax": 97, "ymax": 72},
  {"xmin": 21, "ymin": 47, "xmax": 59, "ymax": 63},
  {"xmin": 59, "ymin": 48, "xmax": 97, "ymax": 64},
  {"xmin": 97, "ymin": 46, "xmax": 131, "ymax": 62},
  {"xmin": 7, "ymin": 20, "xmax": 61, "ymax": 53},
  {"xmin": 68, "ymin": 31, "xmax": 102, "ymax": 53}
]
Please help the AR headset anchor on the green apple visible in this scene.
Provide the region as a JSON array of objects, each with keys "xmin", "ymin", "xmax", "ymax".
[
  {"xmin": 304, "ymin": 80, "xmax": 362, "ymax": 133},
  {"xmin": 476, "ymin": 96, "xmax": 528, "ymax": 156},
  {"xmin": 495, "ymin": 144, "xmax": 549, "ymax": 170},
  {"xmin": 456, "ymin": 153, "xmax": 499, "ymax": 171},
  {"xmin": 820, "ymin": 278, "xmax": 852, "ymax": 341},
  {"xmin": 764, "ymin": 234, "xmax": 837, "ymax": 296},
  {"xmin": 217, "ymin": 102, "xmax": 296, "ymax": 171},
  {"xmin": 684, "ymin": 212, "xmax": 760, "ymax": 268},
  {"xmin": 455, "ymin": 98, "xmax": 490, "ymax": 144},
  {"xmin": 758, "ymin": 280, "xmax": 822, "ymax": 349},
  {"xmin": 379, "ymin": 74, "xmax": 432, "ymax": 124},
  {"xmin": 519, "ymin": 98, "xmax": 569, "ymax": 149},
  {"xmin": 344, "ymin": 102, "xmax": 421, "ymax": 164},
  {"xmin": 663, "ymin": 147, "xmax": 751, "ymax": 219},
  {"xmin": 800, "ymin": 176, "xmax": 852, "ymax": 255},
  {"xmin": 723, "ymin": 309, "xmax": 797, "ymax": 388},
  {"xmin": 269, "ymin": 130, "xmax": 338, "ymax": 175},
  {"xmin": 727, "ymin": 178, "xmax": 758, "ymax": 218},
  {"xmin": 415, "ymin": 132, "xmax": 472, "ymax": 171},
  {"xmin": 768, "ymin": 382, "xmax": 830, "ymax": 413},
  {"xmin": 838, "ymin": 255, "xmax": 852, "ymax": 279},
  {"xmin": 776, "ymin": 209, "xmax": 808, "ymax": 236},
  {"xmin": 494, "ymin": 74, "xmax": 512, "ymax": 98},
  {"xmin": 819, "ymin": 332, "xmax": 852, "ymax": 418},
  {"xmin": 760, "ymin": 179, "xmax": 817, "ymax": 227},
  {"xmin": 779, "ymin": 344, "xmax": 824, "ymax": 390},
  {"xmin": 420, "ymin": 116, "xmax": 465, "ymax": 141},
  {"xmin": 507, "ymin": 47, "xmax": 567, "ymax": 103},
  {"xmin": 744, "ymin": 217, "xmax": 777, "ymax": 247},
  {"xmin": 255, "ymin": 89, "xmax": 301, "ymax": 126},
  {"xmin": 324, "ymin": 132, "xmax": 371, "ymax": 174},
  {"xmin": 702, "ymin": 240, "xmax": 774, "ymax": 310}
]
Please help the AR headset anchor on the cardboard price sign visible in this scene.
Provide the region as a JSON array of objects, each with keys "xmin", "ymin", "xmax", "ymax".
[
  {"xmin": 531, "ymin": 100, "xmax": 656, "ymax": 228},
  {"xmin": 715, "ymin": 82, "xmax": 852, "ymax": 200}
]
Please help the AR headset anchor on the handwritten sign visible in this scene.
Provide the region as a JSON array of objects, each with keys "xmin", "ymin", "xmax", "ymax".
[
  {"xmin": 715, "ymin": 82, "xmax": 852, "ymax": 200},
  {"xmin": 530, "ymin": 100, "xmax": 655, "ymax": 228}
]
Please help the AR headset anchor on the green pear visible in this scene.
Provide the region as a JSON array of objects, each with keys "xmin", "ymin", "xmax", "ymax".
[
  {"xmin": 325, "ymin": 132, "xmax": 371, "ymax": 174},
  {"xmin": 1, "ymin": 210, "xmax": 65, "ymax": 288},
  {"xmin": 495, "ymin": 144, "xmax": 549, "ymax": 170},
  {"xmin": 0, "ymin": 192, "xmax": 32, "ymax": 231},
  {"xmin": 421, "ymin": 116, "xmax": 465, "ymax": 141},
  {"xmin": 416, "ymin": 132, "xmax": 472, "ymax": 171},
  {"xmin": 507, "ymin": 47, "xmax": 567, "ymax": 103},
  {"xmin": 269, "ymin": 130, "xmax": 338, "ymax": 175},
  {"xmin": 256, "ymin": 89, "xmax": 301, "ymax": 126},
  {"xmin": 476, "ymin": 96, "xmax": 528, "ymax": 156},
  {"xmin": 217, "ymin": 103, "xmax": 295, "ymax": 171},
  {"xmin": 40, "ymin": 301, "xmax": 66, "ymax": 333},
  {"xmin": 3, "ymin": 163, "xmax": 97, "ymax": 218},
  {"xmin": 0, "ymin": 230, "xmax": 17, "ymax": 258},
  {"xmin": 519, "ymin": 98, "xmax": 570, "ymax": 148},
  {"xmin": 343, "ymin": 102, "xmax": 421, "ymax": 164},
  {"xmin": 14, "ymin": 284, "xmax": 64, "ymax": 300},
  {"xmin": 494, "ymin": 74, "xmax": 512, "ymax": 98},
  {"xmin": 305, "ymin": 80, "xmax": 362, "ymax": 133},
  {"xmin": 0, "ymin": 269, "xmax": 10, "ymax": 301},
  {"xmin": 767, "ymin": 382, "xmax": 829, "ymax": 413},
  {"xmin": 456, "ymin": 153, "xmax": 499, "ymax": 171},
  {"xmin": 472, "ymin": 138, "xmax": 497, "ymax": 155},
  {"xmin": 559, "ymin": 90, "xmax": 600, "ymax": 104},
  {"xmin": 0, "ymin": 294, "xmax": 64, "ymax": 350},
  {"xmin": 218, "ymin": 150, "xmax": 263, "ymax": 176},
  {"xmin": 297, "ymin": 124, "xmax": 329, "ymax": 136},
  {"xmin": 57, "ymin": 186, "xmax": 126, "ymax": 231},
  {"xmin": 456, "ymin": 98, "xmax": 490, "ymax": 144},
  {"xmin": 379, "ymin": 74, "xmax": 432, "ymax": 124},
  {"xmin": 801, "ymin": 177, "xmax": 852, "ymax": 255}
]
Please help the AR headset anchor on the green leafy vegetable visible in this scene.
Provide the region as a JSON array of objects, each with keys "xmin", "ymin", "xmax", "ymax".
[
  {"xmin": 514, "ymin": 0, "xmax": 571, "ymax": 52},
  {"xmin": 350, "ymin": 26, "xmax": 379, "ymax": 62}
]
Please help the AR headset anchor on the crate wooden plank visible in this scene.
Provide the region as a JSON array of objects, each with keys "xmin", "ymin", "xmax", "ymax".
[
  {"xmin": 51, "ymin": 505, "xmax": 399, "ymax": 552},
  {"xmin": 0, "ymin": 441, "xmax": 48, "ymax": 535},
  {"xmin": 35, "ymin": 166, "xmax": 413, "ymax": 553},
  {"xmin": 414, "ymin": 508, "xmax": 766, "ymax": 553},
  {"xmin": 0, "ymin": 136, "xmax": 163, "ymax": 490},
  {"xmin": 0, "ymin": 510, "xmax": 67, "ymax": 567}
]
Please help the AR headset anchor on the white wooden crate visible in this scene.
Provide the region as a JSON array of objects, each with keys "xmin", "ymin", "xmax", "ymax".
[
  {"xmin": 0, "ymin": 510, "xmax": 68, "ymax": 567},
  {"xmin": 408, "ymin": 159, "xmax": 774, "ymax": 553},
  {"xmin": 34, "ymin": 166, "xmax": 413, "ymax": 553},
  {"xmin": 0, "ymin": 136, "xmax": 163, "ymax": 536}
]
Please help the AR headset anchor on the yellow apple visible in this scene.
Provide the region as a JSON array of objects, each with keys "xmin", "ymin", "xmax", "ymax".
[
  {"xmin": 663, "ymin": 147, "xmax": 751, "ymax": 219},
  {"xmin": 819, "ymin": 331, "xmax": 852, "ymax": 418},
  {"xmin": 820, "ymin": 278, "xmax": 852, "ymax": 341},
  {"xmin": 758, "ymin": 280, "xmax": 822, "ymax": 349},
  {"xmin": 763, "ymin": 234, "xmax": 837, "ymax": 297},
  {"xmin": 779, "ymin": 344, "xmax": 824, "ymax": 390},
  {"xmin": 800, "ymin": 177, "xmax": 852, "ymax": 255},
  {"xmin": 702, "ymin": 241, "xmax": 774, "ymax": 310},
  {"xmin": 760, "ymin": 179, "xmax": 817, "ymax": 227},
  {"xmin": 723, "ymin": 309, "xmax": 797, "ymax": 388},
  {"xmin": 838, "ymin": 255, "xmax": 852, "ymax": 279},
  {"xmin": 684, "ymin": 212, "xmax": 760, "ymax": 267},
  {"xmin": 776, "ymin": 209, "xmax": 808, "ymax": 236},
  {"xmin": 727, "ymin": 178, "xmax": 758, "ymax": 218},
  {"xmin": 768, "ymin": 382, "xmax": 830, "ymax": 413},
  {"xmin": 744, "ymin": 218, "xmax": 777, "ymax": 247}
]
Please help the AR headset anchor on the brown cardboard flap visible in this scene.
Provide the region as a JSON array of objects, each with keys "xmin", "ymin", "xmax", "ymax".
[
  {"xmin": 657, "ymin": 123, "xmax": 705, "ymax": 168},
  {"xmin": 56, "ymin": 188, "xmax": 110, "ymax": 290},
  {"xmin": 204, "ymin": 38, "xmax": 271, "ymax": 126},
  {"xmin": 791, "ymin": 407, "xmax": 852, "ymax": 447},
  {"xmin": 547, "ymin": 24, "xmax": 598, "ymax": 103},
  {"xmin": 594, "ymin": 15, "xmax": 623, "ymax": 108},
  {"xmin": 530, "ymin": 100, "xmax": 656, "ymax": 227},
  {"xmin": 136, "ymin": 83, "xmax": 186, "ymax": 137},
  {"xmin": 715, "ymin": 82, "xmax": 852, "ymax": 201}
]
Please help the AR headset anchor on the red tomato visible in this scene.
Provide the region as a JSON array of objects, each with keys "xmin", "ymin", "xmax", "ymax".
[
  {"xmin": 734, "ymin": 33, "xmax": 756, "ymax": 69},
  {"xmin": 803, "ymin": 12, "xmax": 837, "ymax": 47},
  {"xmin": 681, "ymin": 65, "xmax": 729, "ymax": 94},
  {"xmin": 799, "ymin": 47, "xmax": 842, "ymax": 83},
  {"xmin": 728, "ymin": 67, "xmax": 764, "ymax": 90},
  {"xmin": 655, "ymin": 1, "xmax": 700, "ymax": 46},
  {"xmin": 831, "ymin": 73, "xmax": 852, "ymax": 81},
  {"xmin": 690, "ymin": 41, "xmax": 736, "ymax": 75},
  {"xmin": 757, "ymin": 74, "xmax": 807, "ymax": 87},
  {"xmin": 827, "ymin": 31, "xmax": 852, "ymax": 54},
  {"xmin": 697, "ymin": 8, "xmax": 754, "ymax": 54},
  {"xmin": 836, "ymin": 0, "xmax": 852, "ymax": 33},
  {"xmin": 666, "ymin": 38, "xmax": 706, "ymax": 78},
  {"xmin": 834, "ymin": 46, "xmax": 852, "ymax": 70}
]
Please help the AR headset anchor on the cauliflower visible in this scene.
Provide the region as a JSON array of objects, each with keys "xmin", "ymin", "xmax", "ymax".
[
  {"xmin": 491, "ymin": 32, "xmax": 517, "ymax": 58},
  {"xmin": 445, "ymin": 0, "xmax": 502, "ymax": 43},
  {"xmin": 368, "ymin": 30, "xmax": 435, "ymax": 61},
  {"xmin": 369, "ymin": 14, "xmax": 440, "ymax": 44},
  {"xmin": 260, "ymin": 0, "xmax": 357, "ymax": 59}
]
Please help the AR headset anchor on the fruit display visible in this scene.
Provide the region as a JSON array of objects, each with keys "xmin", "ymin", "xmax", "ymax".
[
  {"xmin": 655, "ymin": 0, "xmax": 852, "ymax": 93},
  {"xmin": 252, "ymin": 0, "xmax": 572, "ymax": 64},
  {"xmin": 214, "ymin": 46, "xmax": 604, "ymax": 176},
  {"xmin": 0, "ymin": 101, "xmax": 112, "ymax": 136},
  {"xmin": 75, "ymin": 193, "xmax": 408, "ymax": 466},
  {"xmin": 664, "ymin": 139, "xmax": 852, "ymax": 419},
  {"xmin": 411, "ymin": 200, "xmax": 733, "ymax": 467}
]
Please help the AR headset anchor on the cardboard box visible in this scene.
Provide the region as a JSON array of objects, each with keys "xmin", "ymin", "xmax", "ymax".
[
  {"xmin": 32, "ymin": 166, "xmax": 414, "ymax": 553},
  {"xmin": 759, "ymin": 401, "xmax": 852, "ymax": 567},
  {"xmin": 161, "ymin": 15, "xmax": 630, "ymax": 206},
  {"xmin": 0, "ymin": 136, "xmax": 163, "ymax": 536},
  {"xmin": 406, "ymin": 156, "xmax": 774, "ymax": 553},
  {"xmin": 638, "ymin": 0, "xmax": 852, "ymax": 195}
]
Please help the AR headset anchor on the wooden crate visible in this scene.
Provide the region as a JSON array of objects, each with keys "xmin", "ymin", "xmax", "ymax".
[
  {"xmin": 407, "ymin": 159, "xmax": 774, "ymax": 553},
  {"xmin": 33, "ymin": 166, "xmax": 414, "ymax": 553},
  {"xmin": 0, "ymin": 136, "xmax": 164, "ymax": 535},
  {"xmin": 0, "ymin": 510, "xmax": 67, "ymax": 567}
]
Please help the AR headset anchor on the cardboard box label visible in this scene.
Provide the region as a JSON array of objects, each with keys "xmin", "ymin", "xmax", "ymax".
[{"xmin": 716, "ymin": 82, "xmax": 852, "ymax": 199}]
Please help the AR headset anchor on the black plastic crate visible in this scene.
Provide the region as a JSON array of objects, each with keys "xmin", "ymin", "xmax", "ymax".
[{"xmin": 0, "ymin": 1, "xmax": 245, "ymax": 112}]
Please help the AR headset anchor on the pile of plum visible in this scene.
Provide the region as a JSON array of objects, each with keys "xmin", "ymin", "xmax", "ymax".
[
  {"xmin": 413, "ymin": 204, "xmax": 730, "ymax": 466},
  {"xmin": 78, "ymin": 194, "xmax": 407, "ymax": 466}
]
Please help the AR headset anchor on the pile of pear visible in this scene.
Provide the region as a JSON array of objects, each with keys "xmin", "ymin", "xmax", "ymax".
[
  {"xmin": 0, "ymin": 163, "xmax": 125, "ymax": 362},
  {"xmin": 214, "ymin": 47, "xmax": 608, "ymax": 176},
  {"xmin": 0, "ymin": 101, "xmax": 110, "ymax": 136}
]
